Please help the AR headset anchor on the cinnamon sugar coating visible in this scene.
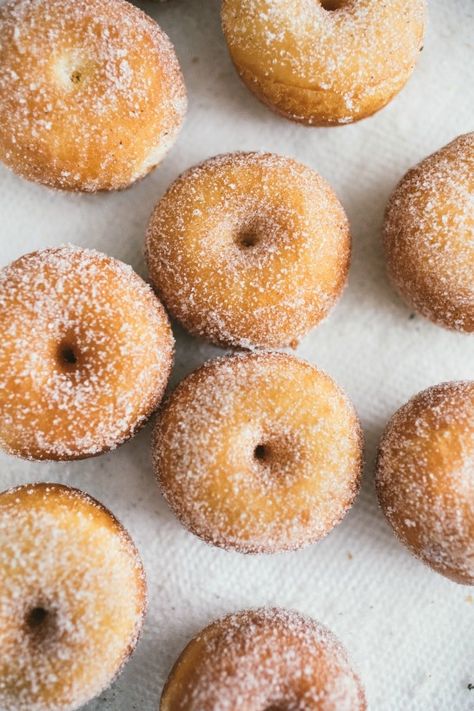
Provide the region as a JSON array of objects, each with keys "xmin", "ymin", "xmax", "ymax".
[
  {"xmin": 384, "ymin": 133, "xmax": 474, "ymax": 332},
  {"xmin": 376, "ymin": 381, "xmax": 474, "ymax": 585},
  {"xmin": 0, "ymin": 482, "xmax": 147, "ymax": 711},
  {"xmin": 153, "ymin": 352, "xmax": 363, "ymax": 553},
  {"xmin": 146, "ymin": 152, "xmax": 350, "ymax": 349},
  {"xmin": 0, "ymin": 0, "xmax": 186, "ymax": 191},
  {"xmin": 0, "ymin": 245, "xmax": 174, "ymax": 460},
  {"xmin": 160, "ymin": 608, "xmax": 366, "ymax": 711},
  {"xmin": 221, "ymin": 0, "xmax": 426, "ymax": 126}
]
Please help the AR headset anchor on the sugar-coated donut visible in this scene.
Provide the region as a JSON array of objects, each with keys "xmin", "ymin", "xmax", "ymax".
[
  {"xmin": 153, "ymin": 352, "xmax": 362, "ymax": 553},
  {"xmin": 376, "ymin": 381, "xmax": 474, "ymax": 585},
  {"xmin": 221, "ymin": 0, "xmax": 426, "ymax": 126},
  {"xmin": 384, "ymin": 133, "xmax": 474, "ymax": 332},
  {"xmin": 0, "ymin": 245, "xmax": 174, "ymax": 461},
  {"xmin": 0, "ymin": 0, "xmax": 186, "ymax": 191},
  {"xmin": 146, "ymin": 152, "xmax": 350, "ymax": 349},
  {"xmin": 0, "ymin": 482, "xmax": 147, "ymax": 711},
  {"xmin": 161, "ymin": 608, "xmax": 366, "ymax": 710}
]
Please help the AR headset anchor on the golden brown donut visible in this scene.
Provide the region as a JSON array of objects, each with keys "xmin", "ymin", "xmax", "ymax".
[
  {"xmin": 376, "ymin": 381, "xmax": 474, "ymax": 585},
  {"xmin": 0, "ymin": 0, "xmax": 186, "ymax": 191},
  {"xmin": 146, "ymin": 152, "xmax": 350, "ymax": 349},
  {"xmin": 0, "ymin": 245, "xmax": 174, "ymax": 461},
  {"xmin": 0, "ymin": 482, "xmax": 147, "ymax": 711},
  {"xmin": 384, "ymin": 133, "xmax": 474, "ymax": 332},
  {"xmin": 153, "ymin": 352, "xmax": 363, "ymax": 553},
  {"xmin": 221, "ymin": 0, "xmax": 426, "ymax": 126},
  {"xmin": 160, "ymin": 608, "xmax": 366, "ymax": 711}
]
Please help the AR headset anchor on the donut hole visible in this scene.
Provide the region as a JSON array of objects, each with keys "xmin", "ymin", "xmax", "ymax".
[
  {"xmin": 70, "ymin": 70, "xmax": 83, "ymax": 85},
  {"xmin": 56, "ymin": 339, "xmax": 80, "ymax": 372},
  {"xmin": 320, "ymin": 0, "xmax": 347, "ymax": 9},
  {"xmin": 25, "ymin": 606, "xmax": 56, "ymax": 641},
  {"xmin": 251, "ymin": 432, "xmax": 303, "ymax": 485},
  {"xmin": 26, "ymin": 606, "xmax": 49, "ymax": 629},
  {"xmin": 254, "ymin": 443, "xmax": 270, "ymax": 462},
  {"xmin": 235, "ymin": 229, "xmax": 261, "ymax": 250},
  {"xmin": 54, "ymin": 51, "xmax": 95, "ymax": 91},
  {"xmin": 61, "ymin": 346, "xmax": 77, "ymax": 365}
]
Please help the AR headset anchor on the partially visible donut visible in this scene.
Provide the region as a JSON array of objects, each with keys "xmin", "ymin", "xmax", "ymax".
[
  {"xmin": 376, "ymin": 381, "xmax": 474, "ymax": 585},
  {"xmin": 0, "ymin": 0, "xmax": 186, "ymax": 191},
  {"xmin": 0, "ymin": 245, "xmax": 174, "ymax": 460},
  {"xmin": 0, "ymin": 482, "xmax": 147, "ymax": 711},
  {"xmin": 221, "ymin": 0, "xmax": 426, "ymax": 126},
  {"xmin": 384, "ymin": 133, "xmax": 474, "ymax": 332},
  {"xmin": 160, "ymin": 608, "xmax": 366, "ymax": 710},
  {"xmin": 153, "ymin": 352, "xmax": 363, "ymax": 553},
  {"xmin": 146, "ymin": 152, "xmax": 350, "ymax": 349}
]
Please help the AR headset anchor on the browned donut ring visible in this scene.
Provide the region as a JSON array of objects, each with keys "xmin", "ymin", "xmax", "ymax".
[
  {"xmin": 0, "ymin": 245, "xmax": 174, "ymax": 460},
  {"xmin": 0, "ymin": 0, "xmax": 186, "ymax": 191},
  {"xmin": 146, "ymin": 152, "xmax": 350, "ymax": 349},
  {"xmin": 153, "ymin": 352, "xmax": 363, "ymax": 553},
  {"xmin": 222, "ymin": 0, "xmax": 426, "ymax": 126},
  {"xmin": 0, "ymin": 482, "xmax": 147, "ymax": 711},
  {"xmin": 161, "ymin": 608, "xmax": 366, "ymax": 710},
  {"xmin": 376, "ymin": 381, "xmax": 474, "ymax": 585},
  {"xmin": 384, "ymin": 133, "xmax": 474, "ymax": 331}
]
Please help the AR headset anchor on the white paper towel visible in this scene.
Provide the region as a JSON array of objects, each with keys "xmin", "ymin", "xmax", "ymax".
[{"xmin": 0, "ymin": 1, "xmax": 473, "ymax": 709}]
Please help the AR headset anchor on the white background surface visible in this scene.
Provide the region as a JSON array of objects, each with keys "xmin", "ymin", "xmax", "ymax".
[{"xmin": 1, "ymin": 1, "xmax": 473, "ymax": 709}]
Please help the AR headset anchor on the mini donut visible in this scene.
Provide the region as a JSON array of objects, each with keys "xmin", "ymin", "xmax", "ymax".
[
  {"xmin": 384, "ymin": 133, "xmax": 474, "ymax": 332},
  {"xmin": 0, "ymin": 245, "xmax": 174, "ymax": 461},
  {"xmin": 376, "ymin": 381, "xmax": 474, "ymax": 585},
  {"xmin": 221, "ymin": 0, "xmax": 426, "ymax": 126},
  {"xmin": 0, "ymin": 482, "xmax": 146, "ymax": 711},
  {"xmin": 146, "ymin": 152, "xmax": 350, "ymax": 349},
  {"xmin": 160, "ymin": 608, "xmax": 366, "ymax": 710},
  {"xmin": 0, "ymin": 0, "xmax": 186, "ymax": 191},
  {"xmin": 153, "ymin": 352, "xmax": 363, "ymax": 553}
]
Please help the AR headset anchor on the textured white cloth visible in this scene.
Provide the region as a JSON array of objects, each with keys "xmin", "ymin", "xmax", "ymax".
[{"xmin": 0, "ymin": 1, "xmax": 473, "ymax": 709}]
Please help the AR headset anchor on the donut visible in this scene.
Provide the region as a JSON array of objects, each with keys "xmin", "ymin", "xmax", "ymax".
[
  {"xmin": 0, "ymin": 245, "xmax": 174, "ymax": 461},
  {"xmin": 146, "ymin": 153, "xmax": 350, "ymax": 349},
  {"xmin": 0, "ymin": 482, "xmax": 146, "ymax": 711},
  {"xmin": 153, "ymin": 352, "xmax": 363, "ymax": 553},
  {"xmin": 221, "ymin": 0, "xmax": 426, "ymax": 126},
  {"xmin": 376, "ymin": 381, "xmax": 474, "ymax": 585},
  {"xmin": 160, "ymin": 608, "xmax": 366, "ymax": 710},
  {"xmin": 0, "ymin": 0, "xmax": 186, "ymax": 191},
  {"xmin": 384, "ymin": 133, "xmax": 474, "ymax": 332}
]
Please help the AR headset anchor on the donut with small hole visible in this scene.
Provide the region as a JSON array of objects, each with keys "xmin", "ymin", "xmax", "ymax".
[
  {"xmin": 0, "ymin": 0, "xmax": 186, "ymax": 191},
  {"xmin": 161, "ymin": 608, "xmax": 366, "ymax": 710},
  {"xmin": 221, "ymin": 0, "xmax": 426, "ymax": 125},
  {"xmin": 146, "ymin": 152, "xmax": 350, "ymax": 349},
  {"xmin": 153, "ymin": 351, "xmax": 363, "ymax": 554},
  {"xmin": 0, "ymin": 482, "xmax": 147, "ymax": 711},
  {"xmin": 0, "ymin": 245, "xmax": 174, "ymax": 460}
]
